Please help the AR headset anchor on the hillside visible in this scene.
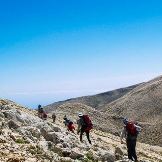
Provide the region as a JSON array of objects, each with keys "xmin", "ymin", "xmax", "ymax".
[
  {"xmin": 45, "ymin": 84, "xmax": 140, "ymax": 113},
  {"xmin": 44, "ymin": 75, "xmax": 162, "ymax": 147},
  {"xmin": 0, "ymin": 99, "xmax": 162, "ymax": 162},
  {"xmin": 101, "ymin": 75, "xmax": 162, "ymax": 146},
  {"xmin": 45, "ymin": 102, "xmax": 119, "ymax": 135}
]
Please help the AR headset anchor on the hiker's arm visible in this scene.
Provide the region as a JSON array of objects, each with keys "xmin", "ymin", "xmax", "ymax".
[
  {"xmin": 77, "ymin": 124, "xmax": 81, "ymax": 134},
  {"xmin": 135, "ymin": 125, "xmax": 142, "ymax": 132},
  {"xmin": 63, "ymin": 121, "xmax": 66, "ymax": 126},
  {"xmin": 77, "ymin": 120, "xmax": 81, "ymax": 134}
]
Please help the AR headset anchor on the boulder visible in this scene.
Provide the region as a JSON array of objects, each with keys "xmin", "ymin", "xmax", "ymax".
[
  {"xmin": 27, "ymin": 127, "xmax": 41, "ymax": 138},
  {"xmin": 62, "ymin": 148, "xmax": 71, "ymax": 157},
  {"xmin": 115, "ymin": 146, "xmax": 125, "ymax": 160},
  {"xmin": 52, "ymin": 143, "xmax": 64, "ymax": 155},
  {"xmin": 98, "ymin": 149, "xmax": 115, "ymax": 162},
  {"xmin": 0, "ymin": 136, "xmax": 6, "ymax": 143},
  {"xmin": 70, "ymin": 148, "xmax": 84, "ymax": 160},
  {"xmin": 0, "ymin": 112, "xmax": 5, "ymax": 118},
  {"xmin": 43, "ymin": 131, "xmax": 60, "ymax": 144},
  {"xmin": 8, "ymin": 120, "xmax": 20, "ymax": 129},
  {"xmin": 6, "ymin": 157, "xmax": 22, "ymax": 162},
  {"xmin": 52, "ymin": 125, "xmax": 61, "ymax": 132},
  {"xmin": 3, "ymin": 110, "xmax": 17, "ymax": 120},
  {"xmin": 59, "ymin": 157, "xmax": 73, "ymax": 162}
]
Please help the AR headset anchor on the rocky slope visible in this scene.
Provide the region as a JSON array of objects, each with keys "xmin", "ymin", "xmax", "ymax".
[
  {"xmin": 1, "ymin": 99, "xmax": 162, "ymax": 162},
  {"xmin": 45, "ymin": 102, "xmax": 119, "ymax": 134},
  {"xmin": 101, "ymin": 75, "xmax": 162, "ymax": 146}
]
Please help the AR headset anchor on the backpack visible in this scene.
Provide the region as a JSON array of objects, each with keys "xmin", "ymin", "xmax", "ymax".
[
  {"xmin": 52, "ymin": 113, "xmax": 56, "ymax": 119},
  {"xmin": 69, "ymin": 121, "xmax": 73, "ymax": 125},
  {"xmin": 83, "ymin": 115, "xmax": 93, "ymax": 131},
  {"xmin": 126, "ymin": 121, "xmax": 138, "ymax": 136},
  {"xmin": 64, "ymin": 119, "xmax": 73, "ymax": 126},
  {"xmin": 43, "ymin": 112, "xmax": 47, "ymax": 119}
]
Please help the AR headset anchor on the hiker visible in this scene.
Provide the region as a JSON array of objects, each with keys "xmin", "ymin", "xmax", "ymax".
[
  {"xmin": 38, "ymin": 105, "xmax": 44, "ymax": 118},
  {"xmin": 77, "ymin": 112, "xmax": 93, "ymax": 144},
  {"xmin": 121, "ymin": 118, "xmax": 141, "ymax": 162},
  {"xmin": 52, "ymin": 113, "xmax": 56, "ymax": 123},
  {"xmin": 37, "ymin": 105, "xmax": 47, "ymax": 120},
  {"xmin": 63, "ymin": 116, "xmax": 75, "ymax": 133}
]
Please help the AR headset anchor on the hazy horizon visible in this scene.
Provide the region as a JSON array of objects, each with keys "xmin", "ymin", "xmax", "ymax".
[
  {"xmin": 1, "ymin": 74, "xmax": 161, "ymax": 108},
  {"xmin": 1, "ymin": 0, "xmax": 162, "ymax": 108}
]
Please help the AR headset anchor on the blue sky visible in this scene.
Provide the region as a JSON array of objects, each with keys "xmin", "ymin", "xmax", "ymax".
[{"xmin": 0, "ymin": 0, "xmax": 162, "ymax": 108}]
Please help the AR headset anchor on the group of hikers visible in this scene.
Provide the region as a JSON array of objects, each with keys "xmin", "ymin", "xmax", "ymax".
[
  {"xmin": 37, "ymin": 104, "xmax": 56, "ymax": 122},
  {"xmin": 63, "ymin": 112, "xmax": 93, "ymax": 144},
  {"xmin": 37, "ymin": 105, "xmax": 141, "ymax": 162},
  {"xmin": 37, "ymin": 105, "xmax": 93, "ymax": 145}
]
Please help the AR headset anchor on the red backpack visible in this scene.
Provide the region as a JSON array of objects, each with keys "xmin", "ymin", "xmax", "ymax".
[
  {"xmin": 83, "ymin": 115, "xmax": 93, "ymax": 131},
  {"xmin": 126, "ymin": 121, "xmax": 137, "ymax": 136},
  {"xmin": 43, "ymin": 112, "xmax": 47, "ymax": 119}
]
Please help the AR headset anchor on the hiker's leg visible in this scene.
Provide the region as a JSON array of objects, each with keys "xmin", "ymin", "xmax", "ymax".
[
  {"xmin": 80, "ymin": 129, "xmax": 84, "ymax": 142},
  {"xmin": 127, "ymin": 139, "xmax": 133, "ymax": 160},
  {"xmin": 72, "ymin": 129, "xmax": 75, "ymax": 134},
  {"xmin": 86, "ymin": 131, "xmax": 91, "ymax": 144},
  {"xmin": 132, "ymin": 139, "xmax": 137, "ymax": 161},
  {"xmin": 72, "ymin": 125, "xmax": 75, "ymax": 134}
]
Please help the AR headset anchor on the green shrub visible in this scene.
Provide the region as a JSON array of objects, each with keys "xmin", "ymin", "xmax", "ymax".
[{"xmin": 15, "ymin": 138, "xmax": 26, "ymax": 144}]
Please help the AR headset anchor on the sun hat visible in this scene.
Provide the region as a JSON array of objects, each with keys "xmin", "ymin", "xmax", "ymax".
[{"xmin": 78, "ymin": 112, "xmax": 83, "ymax": 117}]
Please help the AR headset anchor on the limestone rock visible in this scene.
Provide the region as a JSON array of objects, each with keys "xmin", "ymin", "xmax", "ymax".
[
  {"xmin": 98, "ymin": 149, "xmax": 115, "ymax": 162},
  {"xmin": 70, "ymin": 148, "xmax": 84, "ymax": 160},
  {"xmin": 42, "ymin": 131, "xmax": 60, "ymax": 144},
  {"xmin": 8, "ymin": 120, "xmax": 20, "ymax": 129},
  {"xmin": 115, "ymin": 146, "xmax": 125, "ymax": 160}
]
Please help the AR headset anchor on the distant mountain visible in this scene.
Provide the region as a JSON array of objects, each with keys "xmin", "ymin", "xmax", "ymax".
[{"xmin": 45, "ymin": 84, "xmax": 141, "ymax": 113}]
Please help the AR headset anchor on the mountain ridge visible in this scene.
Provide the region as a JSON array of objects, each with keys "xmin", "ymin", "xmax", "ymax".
[{"xmin": 45, "ymin": 83, "xmax": 141, "ymax": 113}]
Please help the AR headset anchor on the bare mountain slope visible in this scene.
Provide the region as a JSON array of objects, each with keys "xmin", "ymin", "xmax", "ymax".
[
  {"xmin": 45, "ymin": 84, "xmax": 140, "ymax": 113},
  {"xmin": 101, "ymin": 75, "xmax": 162, "ymax": 146},
  {"xmin": 46, "ymin": 102, "xmax": 119, "ymax": 134},
  {"xmin": 44, "ymin": 75, "xmax": 162, "ymax": 147}
]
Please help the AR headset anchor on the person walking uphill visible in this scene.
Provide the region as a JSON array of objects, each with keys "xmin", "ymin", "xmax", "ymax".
[
  {"xmin": 77, "ymin": 112, "xmax": 93, "ymax": 144},
  {"xmin": 63, "ymin": 116, "xmax": 75, "ymax": 133},
  {"xmin": 38, "ymin": 105, "xmax": 43, "ymax": 118},
  {"xmin": 121, "ymin": 118, "xmax": 141, "ymax": 162},
  {"xmin": 37, "ymin": 105, "xmax": 47, "ymax": 120},
  {"xmin": 52, "ymin": 113, "xmax": 56, "ymax": 123}
]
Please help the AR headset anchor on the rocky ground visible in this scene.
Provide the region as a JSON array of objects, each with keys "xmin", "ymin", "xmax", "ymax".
[{"xmin": 0, "ymin": 99, "xmax": 162, "ymax": 162}]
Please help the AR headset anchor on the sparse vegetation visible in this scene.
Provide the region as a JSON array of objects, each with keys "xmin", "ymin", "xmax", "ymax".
[
  {"xmin": 83, "ymin": 151, "xmax": 98, "ymax": 162},
  {"xmin": 15, "ymin": 138, "xmax": 28, "ymax": 144},
  {"xmin": 29, "ymin": 145, "xmax": 44, "ymax": 155}
]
